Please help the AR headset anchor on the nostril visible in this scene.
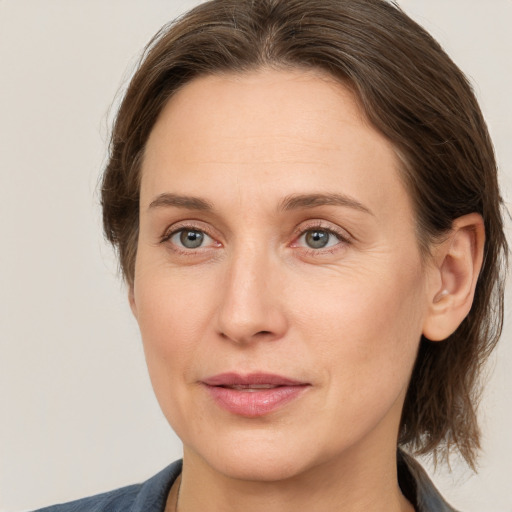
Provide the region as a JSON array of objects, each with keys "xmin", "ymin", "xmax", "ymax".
[{"xmin": 218, "ymin": 329, "xmax": 277, "ymax": 344}]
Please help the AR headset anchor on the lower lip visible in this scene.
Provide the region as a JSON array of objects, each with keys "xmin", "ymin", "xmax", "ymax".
[{"xmin": 204, "ymin": 384, "xmax": 309, "ymax": 417}]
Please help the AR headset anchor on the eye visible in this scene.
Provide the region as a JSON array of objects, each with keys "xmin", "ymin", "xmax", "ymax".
[
  {"xmin": 169, "ymin": 228, "xmax": 214, "ymax": 249},
  {"xmin": 297, "ymin": 228, "xmax": 343, "ymax": 250}
]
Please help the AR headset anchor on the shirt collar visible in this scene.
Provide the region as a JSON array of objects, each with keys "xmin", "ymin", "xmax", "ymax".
[
  {"xmin": 131, "ymin": 454, "xmax": 457, "ymax": 512},
  {"xmin": 398, "ymin": 450, "xmax": 458, "ymax": 512}
]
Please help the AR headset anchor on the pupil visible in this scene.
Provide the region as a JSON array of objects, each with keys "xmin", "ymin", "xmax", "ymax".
[
  {"xmin": 306, "ymin": 230, "xmax": 329, "ymax": 249},
  {"xmin": 180, "ymin": 230, "xmax": 204, "ymax": 248}
]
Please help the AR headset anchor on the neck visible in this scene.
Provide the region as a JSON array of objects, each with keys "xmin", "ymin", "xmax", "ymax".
[{"xmin": 174, "ymin": 445, "xmax": 414, "ymax": 512}]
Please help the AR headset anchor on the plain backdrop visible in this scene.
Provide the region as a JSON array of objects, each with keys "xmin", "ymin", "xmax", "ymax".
[{"xmin": 1, "ymin": 1, "xmax": 511, "ymax": 511}]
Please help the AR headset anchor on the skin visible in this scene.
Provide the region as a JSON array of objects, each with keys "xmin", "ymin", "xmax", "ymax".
[{"xmin": 130, "ymin": 68, "xmax": 484, "ymax": 512}]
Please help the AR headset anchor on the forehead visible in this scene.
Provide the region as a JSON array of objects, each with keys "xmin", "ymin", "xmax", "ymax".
[
  {"xmin": 141, "ymin": 68, "xmax": 411, "ymax": 221},
  {"xmin": 145, "ymin": 68, "xmax": 370, "ymax": 165}
]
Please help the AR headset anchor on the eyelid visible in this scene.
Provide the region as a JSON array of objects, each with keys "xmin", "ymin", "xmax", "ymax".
[
  {"xmin": 287, "ymin": 221, "xmax": 353, "ymax": 258},
  {"xmin": 291, "ymin": 220, "xmax": 353, "ymax": 244},
  {"xmin": 159, "ymin": 221, "xmax": 220, "ymax": 247},
  {"xmin": 158, "ymin": 219, "xmax": 351, "ymax": 254}
]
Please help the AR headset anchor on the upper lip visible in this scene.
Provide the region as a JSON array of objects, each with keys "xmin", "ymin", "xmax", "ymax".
[{"xmin": 202, "ymin": 372, "xmax": 308, "ymax": 387}]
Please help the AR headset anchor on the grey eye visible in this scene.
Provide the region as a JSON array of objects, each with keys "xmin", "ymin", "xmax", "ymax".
[
  {"xmin": 298, "ymin": 229, "xmax": 341, "ymax": 250},
  {"xmin": 177, "ymin": 229, "xmax": 205, "ymax": 248},
  {"xmin": 305, "ymin": 230, "xmax": 330, "ymax": 249}
]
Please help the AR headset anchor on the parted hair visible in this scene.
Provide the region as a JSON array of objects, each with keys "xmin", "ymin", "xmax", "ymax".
[{"xmin": 101, "ymin": 0, "xmax": 508, "ymax": 468}]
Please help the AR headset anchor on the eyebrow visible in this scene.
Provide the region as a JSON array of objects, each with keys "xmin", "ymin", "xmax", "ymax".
[
  {"xmin": 148, "ymin": 193, "xmax": 214, "ymax": 211},
  {"xmin": 147, "ymin": 192, "xmax": 373, "ymax": 216},
  {"xmin": 279, "ymin": 193, "xmax": 374, "ymax": 216}
]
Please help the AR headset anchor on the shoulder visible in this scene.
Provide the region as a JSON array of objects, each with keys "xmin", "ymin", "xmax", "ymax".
[
  {"xmin": 31, "ymin": 460, "xmax": 182, "ymax": 512},
  {"xmin": 33, "ymin": 484, "xmax": 141, "ymax": 512}
]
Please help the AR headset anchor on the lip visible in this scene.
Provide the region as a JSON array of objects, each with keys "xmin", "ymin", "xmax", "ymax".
[{"xmin": 202, "ymin": 372, "xmax": 310, "ymax": 417}]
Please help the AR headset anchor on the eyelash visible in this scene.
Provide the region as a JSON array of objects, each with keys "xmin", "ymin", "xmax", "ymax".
[
  {"xmin": 159, "ymin": 221, "xmax": 351, "ymax": 255},
  {"xmin": 159, "ymin": 222, "xmax": 219, "ymax": 255},
  {"xmin": 291, "ymin": 222, "xmax": 351, "ymax": 255}
]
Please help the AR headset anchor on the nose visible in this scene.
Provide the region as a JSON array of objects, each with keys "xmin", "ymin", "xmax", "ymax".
[{"xmin": 215, "ymin": 245, "xmax": 288, "ymax": 345}]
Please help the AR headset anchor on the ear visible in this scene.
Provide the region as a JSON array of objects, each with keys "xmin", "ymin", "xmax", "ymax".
[
  {"xmin": 422, "ymin": 213, "xmax": 485, "ymax": 342},
  {"xmin": 128, "ymin": 284, "xmax": 138, "ymax": 319}
]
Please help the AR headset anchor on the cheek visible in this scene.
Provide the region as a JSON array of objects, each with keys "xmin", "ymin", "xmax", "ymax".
[
  {"xmin": 134, "ymin": 259, "xmax": 217, "ymax": 341},
  {"xmin": 132, "ymin": 268, "xmax": 217, "ymax": 412},
  {"xmin": 293, "ymin": 258, "xmax": 426, "ymax": 404}
]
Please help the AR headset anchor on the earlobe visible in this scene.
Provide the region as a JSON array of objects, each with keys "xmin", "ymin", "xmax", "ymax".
[{"xmin": 422, "ymin": 213, "xmax": 485, "ymax": 342}]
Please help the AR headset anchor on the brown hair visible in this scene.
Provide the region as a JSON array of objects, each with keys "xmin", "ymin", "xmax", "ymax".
[{"xmin": 101, "ymin": 0, "xmax": 508, "ymax": 468}]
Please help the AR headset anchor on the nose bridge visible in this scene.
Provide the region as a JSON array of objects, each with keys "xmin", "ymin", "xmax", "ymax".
[{"xmin": 216, "ymin": 239, "xmax": 286, "ymax": 344}]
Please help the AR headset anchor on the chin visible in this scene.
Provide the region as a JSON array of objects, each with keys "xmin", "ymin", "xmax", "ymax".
[
  {"xmin": 185, "ymin": 427, "xmax": 329, "ymax": 483},
  {"xmin": 210, "ymin": 450, "xmax": 312, "ymax": 482}
]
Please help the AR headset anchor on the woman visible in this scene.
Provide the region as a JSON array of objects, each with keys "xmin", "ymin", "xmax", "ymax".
[{"xmin": 33, "ymin": 0, "xmax": 508, "ymax": 511}]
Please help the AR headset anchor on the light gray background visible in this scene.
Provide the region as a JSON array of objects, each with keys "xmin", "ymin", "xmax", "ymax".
[{"xmin": 1, "ymin": 1, "xmax": 511, "ymax": 511}]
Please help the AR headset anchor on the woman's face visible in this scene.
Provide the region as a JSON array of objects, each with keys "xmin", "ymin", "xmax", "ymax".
[{"xmin": 132, "ymin": 69, "xmax": 433, "ymax": 481}]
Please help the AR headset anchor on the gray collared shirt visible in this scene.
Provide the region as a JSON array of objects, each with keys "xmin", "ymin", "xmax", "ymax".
[{"xmin": 398, "ymin": 450, "xmax": 458, "ymax": 512}]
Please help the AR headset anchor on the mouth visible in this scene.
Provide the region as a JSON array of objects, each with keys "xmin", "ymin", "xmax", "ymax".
[
  {"xmin": 218, "ymin": 384, "xmax": 287, "ymax": 391},
  {"xmin": 201, "ymin": 372, "xmax": 310, "ymax": 417}
]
